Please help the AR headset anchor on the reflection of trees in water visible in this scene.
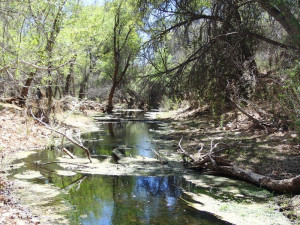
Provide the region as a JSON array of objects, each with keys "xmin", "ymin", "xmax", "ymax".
[
  {"xmin": 108, "ymin": 123, "xmax": 115, "ymax": 137},
  {"xmin": 135, "ymin": 176, "xmax": 181, "ymax": 198},
  {"xmin": 66, "ymin": 175, "xmax": 116, "ymax": 224},
  {"xmin": 66, "ymin": 118, "xmax": 160, "ymax": 159},
  {"xmin": 17, "ymin": 166, "xmax": 227, "ymax": 225},
  {"xmin": 110, "ymin": 176, "xmax": 182, "ymax": 225}
]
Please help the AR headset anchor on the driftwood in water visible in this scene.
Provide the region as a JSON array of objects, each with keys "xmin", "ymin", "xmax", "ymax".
[
  {"xmin": 151, "ymin": 148, "xmax": 167, "ymax": 165},
  {"xmin": 178, "ymin": 138, "xmax": 300, "ymax": 193},
  {"xmin": 62, "ymin": 148, "xmax": 77, "ymax": 159}
]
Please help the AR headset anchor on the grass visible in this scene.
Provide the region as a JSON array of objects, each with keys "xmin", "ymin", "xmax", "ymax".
[{"xmin": 219, "ymin": 204, "xmax": 229, "ymax": 211}]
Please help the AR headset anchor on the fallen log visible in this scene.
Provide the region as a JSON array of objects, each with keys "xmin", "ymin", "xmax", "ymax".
[
  {"xmin": 218, "ymin": 166, "xmax": 300, "ymax": 193},
  {"xmin": 178, "ymin": 138, "xmax": 300, "ymax": 193}
]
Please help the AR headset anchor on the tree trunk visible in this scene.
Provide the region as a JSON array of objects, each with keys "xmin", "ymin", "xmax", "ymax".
[
  {"xmin": 107, "ymin": 83, "xmax": 117, "ymax": 114},
  {"xmin": 65, "ymin": 73, "xmax": 71, "ymax": 96},
  {"xmin": 78, "ymin": 82, "xmax": 85, "ymax": 99},
  {"xmin": 105, "ymin": 3, "xmax": 133, "ymax": 113},
  {"xmin": 19, "ymin": 72, "xmax": 35, "ymax": 107},
  {"xmin": 257, "ymin": 0, "xmax": 300, "ymax": 48},
  {"xmin": 178, "ymin": 140, "xmax": 300, "ymax": 193},
  {"xmin": 79, "ymin": 75, "xmax": 88, "ymax": 99},
  {"xmin": 217, "ymin": 166, "xmax": 300, "ymax": 193},
  {"xmin": 64, "ymin": 56, "xmax": 76, "ymax": 96},
  {"xmin": 71, "ymin": 72, "xmax": 75, "ymax": 96},
  {"xmin": 223, "ymin": 2, "xmax": 258, "ymax": 98},
  {"xmin": 54, "ymin": 85, "xmax": 62, "ymax": 99}
]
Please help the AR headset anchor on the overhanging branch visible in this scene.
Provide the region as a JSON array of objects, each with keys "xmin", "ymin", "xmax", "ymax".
[{"xmin": 0, "ymin": 59, "xmax": 74, "ymax": 74}]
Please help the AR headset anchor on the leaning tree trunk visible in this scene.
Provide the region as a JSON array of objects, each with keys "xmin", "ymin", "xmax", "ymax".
[
  {"xmin": 257, "ymin": 0, "xmax": 300, "ymax": 49},
  {"xmin": 106, "ymin": 82, "xmax": 118, "ymax": 114}
]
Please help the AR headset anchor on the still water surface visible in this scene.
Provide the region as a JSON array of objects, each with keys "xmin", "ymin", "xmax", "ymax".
[{"xmin": 9, "ymin": 111, "xmax": 231, "ymax": 224}]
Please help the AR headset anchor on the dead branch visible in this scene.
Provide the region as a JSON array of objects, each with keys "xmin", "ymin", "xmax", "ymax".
[
  {"xmin": 178, "ymin": 137, "xmax": 197, "ymax": 162},
  {"xmin": 151, "ymin": 148, "xmax": 167, "ymax": 165},
  {"xmin": 0, "ymin": 59, "xmax": 74, "ymax": 74},
  {"xmin": 62, "ymin": 148, "xmax": 77, "ymax": 159},
  {"xmin": 227, "ymin": 96, "xmax": 268, "ymax": 129},
  {"xmin": 31, "ymin": 109, "xmax": 92, "ymax": 163}
]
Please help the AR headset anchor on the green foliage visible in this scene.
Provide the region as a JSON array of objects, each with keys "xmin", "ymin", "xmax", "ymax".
[
  {"xmin": 161, "ymin": 96, "xmax": 180, "ymax": 110},
  {"xmin": 277, "ymin": 61, "xmax": 300, "ymax": 134},
  {"xmin": 0, "ymin": 0, "xmax": 299, "ymax": 134}
]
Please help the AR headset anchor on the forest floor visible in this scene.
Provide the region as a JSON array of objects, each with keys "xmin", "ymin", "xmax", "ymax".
[
  {"xmin": 0, "ymin": 102, "xmax": 299, "ymax": 224},
  {"xmin": 157, "ymin": 107, "xmax": 300, "ymax": 222}
]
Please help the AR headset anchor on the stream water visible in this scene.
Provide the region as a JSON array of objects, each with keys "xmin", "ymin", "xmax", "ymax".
[{"xmin": 7, "ymin": 110, "xmax": 289, "ymax": 225}]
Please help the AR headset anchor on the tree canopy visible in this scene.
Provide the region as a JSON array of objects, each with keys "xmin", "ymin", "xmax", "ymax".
[{"xmin": 0, "ymin": 0, "xmax": 299, "ymax": 132}]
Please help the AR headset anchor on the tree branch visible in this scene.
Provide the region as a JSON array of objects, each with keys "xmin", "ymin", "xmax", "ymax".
[
  {"xmin": 0, "ymin": 59, "xmax": 74, "ymax": 74},
  {"xmin": 31, "ymin": 109, "xmax": 92, "ymax": 163}
]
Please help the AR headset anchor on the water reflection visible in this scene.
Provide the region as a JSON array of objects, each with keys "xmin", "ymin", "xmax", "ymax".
[
  {"xmin": 8, "ymin": 111, "xmax": 231, "ymax": 225},
  {"xmin": 77, "ymin": 122, "xmax": 157, "ymax": 159},
  {"xmin": 66, "ymin": 175, "xmax": 229, "ymax": 225}
]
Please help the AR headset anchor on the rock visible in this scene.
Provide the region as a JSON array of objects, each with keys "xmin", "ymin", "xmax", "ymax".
[
  {"xmin": 111, "ymin": 149, "xmax": 126, "ymax": 162},
  {"xmin": 234, "ymin": 194, "xmax": 245, "ymax": 198}
]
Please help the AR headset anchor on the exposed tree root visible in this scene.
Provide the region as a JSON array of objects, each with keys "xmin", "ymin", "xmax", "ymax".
[{"xmin": 178, "ymin": 138, "xmax": 300, "ymax": 193}]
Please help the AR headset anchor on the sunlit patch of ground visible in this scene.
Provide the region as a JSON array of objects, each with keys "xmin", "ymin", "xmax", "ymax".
[{"xmin": 55, "ymin": 111, "xmax": 101, "ymax": 133}]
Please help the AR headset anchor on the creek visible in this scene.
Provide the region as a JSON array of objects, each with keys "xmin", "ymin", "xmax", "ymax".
[{"xmin": 7, "ymin": 110, "xmax": 290, "ymax": 225}]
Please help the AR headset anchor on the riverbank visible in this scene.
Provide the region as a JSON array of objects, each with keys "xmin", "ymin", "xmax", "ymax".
[
  {"xmin": 1, "ymin": 103, "xmax": 299, "ymax": 224},
  {"xmin": 155, "ymin": 107, "xmax": 300, "ymax": 222},
  {"xmin": 0, "ymin": 103, "xmax": 100, "ymax": 224}
]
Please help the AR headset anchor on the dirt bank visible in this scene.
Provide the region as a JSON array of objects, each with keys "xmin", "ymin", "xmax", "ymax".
[
  {"xmin": 0, "ymin": 103, "xmax": 100, "ymax": 224},
  {"xmin": 1, "ymin": 104, "xmax": 299, "ymax": 224},
  {"xmin": 156, "ymin": 107, "xmax": 300, "ymax": 222}
]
